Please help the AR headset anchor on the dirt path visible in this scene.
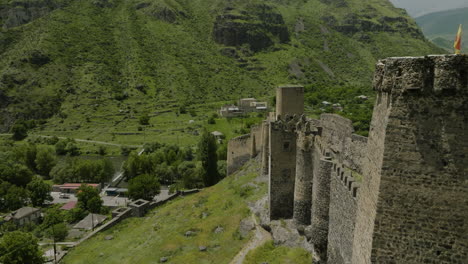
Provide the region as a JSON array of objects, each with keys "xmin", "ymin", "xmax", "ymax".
[
  {"xmin": 37, "ymin": 135, "xmax": 143, "ymax": 148},
  {"xmin": 1, "ymin": 133, "xmax": 142, "ymax": 148},
  {"xmin": 230, "ymin": 215, "xmax": 272, "ymax": 264}
]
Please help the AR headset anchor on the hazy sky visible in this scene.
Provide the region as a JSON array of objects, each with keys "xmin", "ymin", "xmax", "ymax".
[{"xmin": 389, "ymin": 0, "xmax": 468, "ymax": 17}]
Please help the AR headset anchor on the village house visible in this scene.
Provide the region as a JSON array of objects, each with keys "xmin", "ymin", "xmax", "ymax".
[
  {"xmin": 4, "ymin": 207, "xmax": 41, "ymax": 226},
  {"xmin": 219, "ymin": 105, "xmax": 242, "ymax": 117},
  {"xmin": 219, "ymin": 98, "xmax": 268, "ymax": 117}
]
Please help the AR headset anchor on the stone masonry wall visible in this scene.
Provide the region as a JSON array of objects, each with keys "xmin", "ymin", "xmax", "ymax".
[
  {"xmin": 310, "ymin": 139, "xmax": 333, "ymax": 260},
  {"xmin": 353, "ymin": 55, "xmax": 468, "ymax": 263},
  {"xmin": 293, "ymin": 131, "xmax": 314, "ymax": 225},
  {"xmin": 261, "ymin": 121, "xmax": 270, "ymax": 175},
  {"xmin": 269, "ymin": 122, "xmax": 297, "ymax": 220},
  {"xmin": 276, "ymin": 85, "xmax": 304, "ymax": 119},
  {"xmin": 343, "ymin": 134, "xmax": 368, "ymax": 174},
  {"xmin": 251, "ymin": 124, "xmax": 263, "ymax": 155},
  {"xmin": 327, "ymin": 163, "xmax": 360, "ymax": 264},
  {"xmin": 319, "ymin": 114, "xmax": 354, "ymax": 162},
  {"xmin": 227, "ymin": 134, "xmax": 252, "ymax": 175}
]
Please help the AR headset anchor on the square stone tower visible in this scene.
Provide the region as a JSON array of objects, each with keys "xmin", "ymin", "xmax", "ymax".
[{"xmin": 276, "ymin": 85, "xmax": 304, "ymax": 120}]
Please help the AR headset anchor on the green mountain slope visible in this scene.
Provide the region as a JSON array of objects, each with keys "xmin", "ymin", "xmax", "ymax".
[
  {"xmin": 0, "ymin": 0, "xmax": 442, "ymax": 142},
  {"xmin": 416, "ymin": 7, "xmax": 468, "ymax": 52}
]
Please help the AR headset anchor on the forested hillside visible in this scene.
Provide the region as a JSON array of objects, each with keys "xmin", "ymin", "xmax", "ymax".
[{"xmin": 0, "ymin": 0, "xmax": 443, "ymax": 139}]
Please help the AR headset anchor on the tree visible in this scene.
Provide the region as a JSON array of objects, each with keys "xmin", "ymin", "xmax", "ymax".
[
  {"xmin": 97, "ymin": 145, "xmax": 107, "ymax": 156},
  {"xmin": 27, "ymin": 177, "xmax": 52, "ymax": 207},
  {"xmin": 97, "ymin": 159, "xmax": 114, "ymax": 184},
  {"xmin": 42, "ymin": 208, "xmax": 65, "ymax": 228},
  {"xmin": 76, "ymin": 184, "xmax": 102, "ymax": 212},
  {"xmin": 22, "ymin": 143, "xmax": 37, "ymax": 172},
  {"xmin": 65, "ymin": 141, "xmax": 80, "ymax": 156},
  {"xmin": 0, "ymin": 231, "xmax": 44, "ymax": 264},
  {"xmin": 87, "ymin": 196, "xmax": 103, "ymax": 214},
  {"xmin": 0, "ymin": 163, "xmax": 33, "ymax": 187},
  {"xmin": 198, "ymin": 130, "xmax": 220, "ymax": 187},
  {"xmin": 45, "ymin": 223, "xmax": 68, "ymax": 241},
  {"xmin": 0, "ymin": 182, "xmax": 29, "ymax": 211},
  {"xmin": 35, "ymin": 146, "xmax": 57, "ymax": 177},
  {"xmin": 177, "ymin": 162, "xmax": 203, "ymax": 189},
  {"xmin": 55, "ymin": 140, "xmax": 67, "ymax": 155},
  {"xmin": 128, "ymin": 174, "xmax": 160, "ymax": 200},
  {"xmin": 207, "ymin": 116, "xmax": 216, "ymax": 124},
  {"xmin": 50, "ymin": 161, "xmax": 74, "ymax": 184},
  {"xmin": 139, "ymin": 113, "xmax": 150, "ymax": 125},
  {"xmin": 66, "ymin": 207, "xmax": 86, "ymax": 223},
  {"xmin": 217, "ymin": 143, "xmax": 228, "ymax": 160},
  {"xmin": 10, "ymin": 123, "xmax": 28, "ymax": 141}
]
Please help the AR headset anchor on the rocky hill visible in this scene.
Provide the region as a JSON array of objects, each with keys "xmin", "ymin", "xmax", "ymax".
[{"xmin": 0, "ymin": 0, "xmax": 442, "ymax": 138}]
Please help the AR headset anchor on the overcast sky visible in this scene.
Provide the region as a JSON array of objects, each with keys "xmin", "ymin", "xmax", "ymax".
[{"xmin": 389, "ymin": 0, "xmax": 468, "ymax": 17}]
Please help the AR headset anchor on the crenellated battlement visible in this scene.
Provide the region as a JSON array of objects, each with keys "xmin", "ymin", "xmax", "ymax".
[
  {"xmin": 332, "ymin": 163, "xmax": 360, "ymax": 199},
  {"xmin": 373, "ymin": 55, "xmax": 468, "ymax": 94}
]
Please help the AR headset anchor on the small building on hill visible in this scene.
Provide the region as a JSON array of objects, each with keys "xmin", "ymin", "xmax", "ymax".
[
  {"xmin": 219, "ymin": 98, "xmax": 268, "ymax": 117},
  {"xmin": 73, "ymin": 213, "xmax": 107, "ymax": 230},
  {"xmin": 219, "ymin": 105, "xmax": 242, "ymax": 117},
  {"xmin": 52, "ymin": 183, "xmax": 101, "ymax": 194},
  {"xmin": 211, "ymin": 131, "xmax": 225, "ymax": 143},
  {"xmin": 4, "ymin": 207, "xmax": 41, "ymax": 226},
  {"xmin": 105, "ymin": 188, "xmax": 128, "ymax": 197}
]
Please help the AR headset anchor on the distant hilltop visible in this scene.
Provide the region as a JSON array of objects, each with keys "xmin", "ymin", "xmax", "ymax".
[{"xmin": 415, "ymin": 7, "xmax": 468, "ymax": 52}]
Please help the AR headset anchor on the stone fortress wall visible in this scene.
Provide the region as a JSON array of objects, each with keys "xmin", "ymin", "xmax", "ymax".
[
  {"xmin": 226, "ymin": 123, "xmax": 263, "ymax": 175},
  {"xmin": 226, "ymin": 55, "xmax": 468, "ymax": 263}
]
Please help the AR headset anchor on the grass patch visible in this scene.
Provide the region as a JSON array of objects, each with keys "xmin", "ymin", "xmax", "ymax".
[
  {"xmin": 62, "ymin": 159, "xmax": 266, "ymax": 264},
  {"xmin": 244, "ymin": 241, "xmax": 312, "ymax": 264}
]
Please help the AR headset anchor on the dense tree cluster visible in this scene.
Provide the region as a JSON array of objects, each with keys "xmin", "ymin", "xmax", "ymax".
[
  {"xmin": 123, "ymin": 135, "xmax": 226, "ymax": 195},
  {"xmin": 0, "ymin": 143, "xmax": 53, "ymax": 211},
  {"xmin": 50, "ymin": 158, "xmax": 114, "ymax": 184},
  {"xmin": 0, "ymin": 231, "xmax": 44, "ymax": 264},
  {"xmin": 123, "ymin": 143, "xmax": 196, "ymax": 184},
  {"xmin": 0, "ymin": 140, "xmax": 112, "ymax": 211},
  {"xmin": 55, "ymin": 138, "xmax": 80, "ymax": 156}
]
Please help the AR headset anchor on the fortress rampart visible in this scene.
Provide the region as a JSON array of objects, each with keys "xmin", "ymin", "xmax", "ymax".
[
  {"xmin": 353, "ymin": 55, "xmax": 468, "ymax": 264},
  {"xmin": 226, "ymin": 134, "xmax": 251, "ymax": 175},
  {"xmin": 226, "ymin": 55, "xmax": 467, "ymax": 263}
]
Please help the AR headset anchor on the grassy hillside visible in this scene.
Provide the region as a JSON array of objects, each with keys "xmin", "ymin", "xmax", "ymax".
[
  {"xmin": 0, "ymin": 0, "xmax": 442, "ymax": 143},
  {"xmin": 416, "ymin": 7, "xmax": 468, "ymax": 52},
  {"xmin": 61, "ymin": 159, "xmax": 311, "ymax": 263}
]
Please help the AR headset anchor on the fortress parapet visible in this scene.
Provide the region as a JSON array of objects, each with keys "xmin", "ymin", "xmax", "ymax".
[
  {"xmin": 226, "ymin": 54, "xmax": 467, "ymax": 264},
  {"xmin": 353, "ymin": 55, "xmax": 468, "ymax": 264},
  {"xmin": 373, "ymin": 55, "xmax": 468, "ymax": 94}
]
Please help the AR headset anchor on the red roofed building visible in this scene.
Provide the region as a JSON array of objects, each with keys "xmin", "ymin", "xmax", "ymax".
[
  {"xmin": 60, "ymin": 201, "xmax": 77, "ymax": 211},
  {"xmin": 52, "ymin": 183, "xmax": 101, "ymax": 194}
]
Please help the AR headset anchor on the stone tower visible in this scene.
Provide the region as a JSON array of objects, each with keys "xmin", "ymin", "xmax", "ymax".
[
  {"xmin": 276, "ymin": 85, "xmax": 304, "ymax": 120},
  {"xmin": 352, "ymin": 55, "xmax": 468, "ymax": 263}
]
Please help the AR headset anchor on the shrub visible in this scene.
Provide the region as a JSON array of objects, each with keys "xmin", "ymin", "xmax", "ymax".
[
  {"xmin": 139, "ymin": 113, "xmax": 150, "ymax": 125},
  {"xmin": 11, "ymin": 123, "xmax": 28, "ymax": 141}
]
